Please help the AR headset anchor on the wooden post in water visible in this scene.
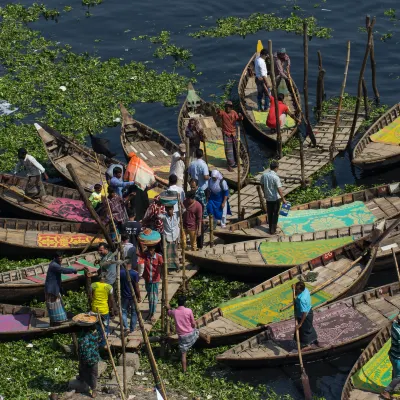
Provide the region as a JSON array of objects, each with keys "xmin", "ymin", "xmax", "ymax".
[
  {"xmin": 348, "ymin": 17, "xmax": 376, "ymax": 146},
  {"xmin": 330, "ymin": 41, "xmax": 351, "ymax": 161},
  {"xmin": 317, "ymin": 50, "xmax": 325, "ymax": 100},
  {"xmin": 368, "ymin": 16, "xmax": 380, "ymax": 105},
  {"xmin": 161, "ymin": 234, "xmax": 170, "ymax": 356},
  {"xmin": 362, "ymin": 77, "xmax": 369, "ymax": 119},
  {"xmin": 236, "ymin": 123, "xmax": 241, "ymax": 220},
  {"xmin": 66, "ymin": 164, "xmax": 114, "ymax": 249},
  {"xmin": 176, "ymin": 192, "xmax": 186, "ymax": 289},
  {"xmin": 268, "ymin": 40, "xmax": 282, "ymax": 159},
  {"xmin": 315, "ymin": 50, "xmax": 325, "ymax": 121},
  {"xmin": 303, "ymin": 21, "xmax": 310, "ymax": 122}
]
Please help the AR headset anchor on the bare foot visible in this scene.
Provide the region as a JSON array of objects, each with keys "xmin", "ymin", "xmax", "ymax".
[{"xmin": 380, "ymin": 391, "xmax": 391, "ymax": 400}]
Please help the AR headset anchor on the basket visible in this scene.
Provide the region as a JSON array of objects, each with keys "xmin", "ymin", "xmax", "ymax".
[
  {"xmin": 72, "ymin": 313, "xmax": 98, "ymax": 326},
  {"xmin": 159, "ymin": 190, "xmax": 178, "ymax": 206},
  {"xmin": 138, "ymin": 228, "xmax": 161, "ymax": 246}
]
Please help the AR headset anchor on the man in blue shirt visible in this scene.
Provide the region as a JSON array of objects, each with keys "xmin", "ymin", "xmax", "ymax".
[
  {"xmin": 294, "ymin": 281, "xmax": 317, "ymax": 349},
  {"xmin": 188, "ymin": 148, "xmax": 209, "ymax": 191},
  {"xmin": 260, "ymin": 160, "xmax": 287, "ymax": 235},
  {"xmin": 109, "ymin": 167, "xmax": 135, "ymax": 198},
  {"xmin": 120, "ymin": 261, "xmax": 142, "ymax": 334}
]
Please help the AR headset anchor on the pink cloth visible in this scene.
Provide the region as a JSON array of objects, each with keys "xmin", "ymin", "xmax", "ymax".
[
  {"xmin": 43, "ymin": 198, "xmax": 95, "ymax": 223},
  {"xmin": 0, "ymin": 314, "xmax": 31, "ymax": 332},
  {"xmin": 168, "ymin": 306, "xmax": 195, "ymax": 336}
]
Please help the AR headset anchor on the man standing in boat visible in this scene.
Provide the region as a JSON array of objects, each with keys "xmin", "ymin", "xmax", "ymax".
[
  {"xmin": 294, "ymin": 281, "xmax": 318, "ymax": 349},
  {"xmin": 274, "ymin": 48, "xmax": 291, "ymax": 89},
  {"xmin": 255, "ymin": 48, "xmax": 272, "ymax": 112},
  {"xmin": 13, "ymin": 148, "xmax": 49, "ymax": 202},
  {"xmin": 217, "ymin": 101, "xmax": 243, "ymax": 172},
  {"xmin": 260, "ymin": 160, "xmax": 287, "ymax": 235},
  {"xmin": 169, "ymin": 144, "xmax": 186, "ymax": 187}
]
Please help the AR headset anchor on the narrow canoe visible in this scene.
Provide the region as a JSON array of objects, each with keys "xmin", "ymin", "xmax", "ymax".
[
  {"xmin": 217, "ymin": 277, "xmax": 400, "ymax": 369},
  {"xmin": 0, "ymin": 173, "xmax": 95, "ymax": 223},
  {"xmin": 120, "ymin": 104, "xmax": 179, "ymax": 187},
  {"xmin": 0, "ymin": 251, "xmax": 101, "ymax": 304},
  {"xmin": 215, "ymin": 182, "xmax": 400, "ymax": 243},
  {"xmin": 238, "ymin": 49, "xmax": 300, "ymax": 144},
  {"xmin": 0, "ymin": 217, "xmax": 102, "ymax": 258},
  {"xmin": 352, "ymin": 103, "xmax": 400, "ymax": 170},
  {"xmin": 186, "ymin": 226, "xmax": 378, "ymax": 279},
  {"xmin": 189, "ymin": 236, "xmax": 377, "ymax": 347},
  {"xmin": 0, "ymin": 303, "xmax": 79, "ymax": 340},
  {"xmin": 341, "ymin": 321, "xmax": 392, "ymax": 400},
  {"xmin": 177, "ymin": 83, "xmax": 250, "ymax": 189}
]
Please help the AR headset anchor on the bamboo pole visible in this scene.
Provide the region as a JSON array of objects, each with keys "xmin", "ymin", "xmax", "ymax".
[
  {"xmin": 203, "ymin": 138, "xmax": 209, "ymax": 166},
  {"xmin": 66, "ymin": 164, "xmax": 114, "ymax": 249},
  {"xmin": 209, "ymin": 214, "xmax": 214, "ymax": 248},
  {"xmin": 123, "ymin": 267, "xmax": 168, "ymax": 399},
  {"xmin": 256, "ymin": 185, "xmax": 267, "ymax": 214},
  {"xmin": 268, "ymin": 40, "xmax": 282, "ymax": 159},
  {"xmin": 176, "ymin": 192, "xmax": 186, "ymax": 289},
  {"xmin": 317, "ymin": 51, "xmax": 325, "ymax": 100},
  {"xmin": 362, "ymin": 77, "xmax": 369, "ymax": 119},
  {"xmin": 330, "ymin": 41, "xmax": 351, "ymax": 161},
  {"xmin": 303, "ymin": 22, "xmax": 310, "ymax": 122},
  {"xmin": 183, "ymin": 137, "xmax": 190, "ymax": 194},
  {"xmin": 236, "ymin": 124, "xmax": 241, "ymax": 220},
  {"xmin": 97, "ymin": 311, "xmax": 126, "ymax": 400},
  {"xmin": 84, "ymin": 270, "xmax": 92, "ymax": 309},
  {"xmin": 369, "ymin": 17, "xmax": 380, "ymax": 104},
  {"xmin": 161, "ymin": 234, "xmax": 170, "ymax": 356},
  {"xmin": 80, "ymin": 231, "xmax": 101, "ymax": 254},
  {"xmin": 348, "ymin": 17, "xmax": 376, "ymax": 146}
]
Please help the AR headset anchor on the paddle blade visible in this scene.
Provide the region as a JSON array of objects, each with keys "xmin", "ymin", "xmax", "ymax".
[
  {"xmin": 257, "ymin": 40, "xmax": 263, "ymax": 53},
  {"xmin": 89, "ymin": 134, "xmax": 116, "ymax": 158},
  {"xmin": 301, "ymin": 369, "xmax": 313, "ymax": 400}
]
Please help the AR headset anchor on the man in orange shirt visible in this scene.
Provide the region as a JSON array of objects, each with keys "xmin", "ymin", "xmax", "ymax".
[
  {"xmin": 266, "ymin": 93, "xmax": 298, "ymax": 132},
  {"xmin": 217, "ymin": 101, "xmax": 243, "ymax": 172}
]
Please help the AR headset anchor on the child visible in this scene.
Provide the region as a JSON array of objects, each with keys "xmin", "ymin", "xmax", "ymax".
[{"xmin": 89, "ymin": 184, "xmax": 102, "ymax": 210}]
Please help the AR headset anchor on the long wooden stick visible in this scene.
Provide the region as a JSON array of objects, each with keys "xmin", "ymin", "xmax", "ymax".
[
  {"xmin": 176, "ymin": 192, "xmax": 186, "ymax": 289},
  {"xmin": 0, "ymin": 182, "xmax": 67, "ymax": 220},
  {"xmin": 268, "ymin": 40, "xmax": 282, "ymax": 159},
  {"xmin": 236, "ymin": 124, "xmax": 241, "ymax": 220},
  {"xmin": 369, "ymin": 17, "xmax": 380, "ymax": 104},
  {"xmin": 97, "ymin": 311, "xmax": 126, "ymax": 400},
  {"xmin": 256, "ymin": 185, "xmax": 267, "ymax": 214},
  {"xmin": 303, "ymin": 21, "xmax": 310, "ymax": 122},
  {"xmin": 362, "ymin": 77, "xmax": 369, "ymax": 119},
  {"xmin": 203, "ymin": 138, "xmax": 209, "ymax": 166},
  {"xmin": 80, "ymin": 231, "xmax": 101, "ymax": 254},
  {"xmin": 66, "ymin": 164, "xmax": 114, "ymax": 249},
  {"xmin": 184, "ymin": 137, "xmax": 190, "ymax": 194},
  {"xmin": 124, "ymin": 266, "xmax": 168, "ymax": 399},
  {"xmin": 209, "ymin": 214, "xmax": 214, "ymax": 248},
  {"xmin": 393, "ymin": 248, "xmax": 400, "ymax": 283},
  {"xmin": 161, "ymin": 234, "xmax": 170, "ymax": 356},
  {"xmin": 330, "ymin": 40, "xmax": 351, "ymax": 161}
]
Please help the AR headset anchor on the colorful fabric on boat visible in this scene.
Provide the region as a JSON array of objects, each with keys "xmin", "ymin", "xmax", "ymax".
[
  {"xmin": 45, "ymin": 293, "xmax": 68, "ymax": 323},
  {"xmin": 258, "ymin": 236, "xmax": 355, "ymax": 265},
  {"xmin": 200, "ymin": 140, "xmax": 226, "ymax": 168},
  {"xmin": 252, "ymin": 110, "xmax": 295, "ymax": 130},
  {"xmin": 220, "ymin": 278, "xmax": 332, "ymax": 328},
  {"xmin": 37, "ymin": 233, "xmax": 102, "ymax": 248},
  {"xmin": 124, "ymin": 152, "xmax": 156, "ymax": 190},
  {"xmin": 278, "ymin": 201, "xmax": 377, "ymax": 235},
  {"xmin": 352, "ymin": 338, "xmax": 392, "ymax": 393},
  {"xmin": 0, "ymin": 314, "xmax": 31, "ymax": 332},
  {"xmin": 43, "ymin": 198, "xmax": 94, "ymax": 222},
  {"xmin": 370, "ymin": 116, "xmax": 400, "ymax": 145},
  {"xmin": 166, "ymin": 242, "xmax": 179, "ymax": 270},
  {"xmin": 223, "ymin": 135, "xmax": 237, "ymax": 167}
]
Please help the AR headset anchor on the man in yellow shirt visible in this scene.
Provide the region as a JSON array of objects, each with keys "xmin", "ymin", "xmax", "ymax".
[{"xmin": 91, "ymin": 272, "xmax": 114, "ymax": 348}]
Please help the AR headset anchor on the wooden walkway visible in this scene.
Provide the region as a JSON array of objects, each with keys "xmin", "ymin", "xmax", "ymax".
[
  {"xmin": 108, "ymin": 265, "xmax": 198, "ymax": 351},
  {"xmin": 229, "ymin": 110, "xmax": 365, "ymax": 221}
]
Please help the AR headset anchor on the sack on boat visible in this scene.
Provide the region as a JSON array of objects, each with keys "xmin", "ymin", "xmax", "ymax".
[{"xmin": 124, "ymin": 152, "xmax": 156, "ymax": 190}]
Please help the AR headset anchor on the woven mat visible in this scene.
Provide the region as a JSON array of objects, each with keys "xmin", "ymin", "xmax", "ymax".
[
  {"xmin": 371, "ymin": 116, "xmax": 400, "ymax": 145},
  {"xmin": 258, "ymin": 236, "xmax": 355, "ymax": 265},
  {"xmin": 352, "ymin": 338, "xmax": 392, "ymax": 393},
  {"xmin": 252, "ymin": 110, "xmax": 296, "ymax": 130},
  {"xmin": 279, "ymin": 201, "xmax": 377, "ymax": 235},
  {"xmin": 43, "ymin": 198, "xmax": 94, "ymax": 223},
  {"xmin": 269, "ymin": 302, "xmax": 377, "ymax": 353},
  {"xmin": 37, "ymin": 233, "xmax": 102, "ymax": 248},
  {"xmin": 201, "ymin": 139, "xmax": 226, "ymax": 168},
  {"xmin": 0, "ymin": 314, "xmax": 31, "ymax": 332},
  {"xmin": 219, "ymin": 278, "xmax": 332, "ymax": 328}
]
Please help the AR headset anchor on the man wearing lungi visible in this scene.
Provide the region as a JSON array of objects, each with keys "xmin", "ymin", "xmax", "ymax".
[
  {"xmin": 217, "ymin": 101, "xmax": 243, "ymax": 172},
  {"xmin": 167, "ymin": 296, "xmax": 199, "ymax": 373},
  {"xmin": 294, "ymin": 281, "xmax": 318, "ymax": 349},
  {"xmin": 44, "ymin": 252, "xmax": 81, "ymax": 326},
  {"xmin": 14, "ymin": 147, "xmax": 49, "ymax": 202},
  {"xmin": 160, "ymin": 205, "xmax": 180, "ymax": 271}
]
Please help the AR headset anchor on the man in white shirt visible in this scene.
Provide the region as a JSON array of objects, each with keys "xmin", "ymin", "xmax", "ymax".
[
  {"xmin": 169, "ymin": 143, "xmax": 186, "ymax": 187},
  {"xmin": 188, "ymin": 148, "xmax": 209, "ymax": 191},
  {"xmin": 14, "ymin": 148, "xmax": 48, "ymax": 201},
  {"xmin": 255, "ymin": 48, "xmax": 271, "ymax": 112},
  {"xmin": 166, "ymin": 174, "xmax": 185, "ymax": 214}
]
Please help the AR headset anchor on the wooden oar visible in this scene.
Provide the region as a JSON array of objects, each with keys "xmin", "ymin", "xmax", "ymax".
[
  {"xmin": 80, "ymin": 231, "xmax": 102, "ymax": 254},
  {"xmin": 292, "ymin": 285, "xmax": 313, "ymax": 400},
  {"xmin": 0, "ymin": 182, "xmax": 67, "ymax": 220},
  {"xmin": 393, "ymin": 248, "xmax": 400, "ymax": 283}
]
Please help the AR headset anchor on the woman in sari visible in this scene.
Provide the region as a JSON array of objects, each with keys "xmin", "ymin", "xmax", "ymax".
[{"xmin": 206, "ymin": 170, "xmax": 231, "ymax": 228}]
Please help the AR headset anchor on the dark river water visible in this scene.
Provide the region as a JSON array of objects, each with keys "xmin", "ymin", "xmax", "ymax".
[{"xmin": 9, "ymin": 0, "xmax": 400, "ymax": 398}]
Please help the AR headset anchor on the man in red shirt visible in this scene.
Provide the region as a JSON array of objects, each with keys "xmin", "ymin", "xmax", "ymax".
[
  {"xmin": 266, "ymin": 93, "xmax": 298, "ymax": 132},
  {"xmin": 183, "ymin": 191, "xmax": 202, "ymax": 251},
  {"xmin": 166, "ymin": 295, "xmax": 199, "ymax": 372},
  {"xmin": 138, "ymin": 245, "xmax": 163, "ymax": 322},
  {"xmin": 217, "ymin": 101, "xmax": 243, "ymax": 172}
]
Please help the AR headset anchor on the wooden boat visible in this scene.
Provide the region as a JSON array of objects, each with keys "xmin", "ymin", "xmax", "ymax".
[
  {"xmin": 177, "ymin": 83, "xmax": 250, "ymax": 189},
  {"xmin": 215, "ymin": 182, "xmax": 400, "ymax": 243},
  {"xmin": 341, "ymin": 321, "xmax": 392, "ymax": 400},
  {"xmin": 190, "ymin": 235, "xmax": 377, "ymax": 347},
  {"xmin": 0, "ymin": 217, "xmax": 102, "ymax": 258},
  {"xmin": 238, "ymin": 47, "xmax": 300, "ymax": 144},
  {"xmin": 186, "ymin": 226, "xmax": 378, "ymax": 279},
  {"xmin": 120, "ymin": 104, "xmax": 178, "ymax": 186},
  {"xmin": 352, "ymin": 103, "xmax": 400, "ymax": 170},
  {"xmin": 0, "ymin": 251, "xmax": 101, "ymax": 304},
  {"xmin": 217, "ymin": 278, "xmax": 400, "ymax": 369},
  {"xmin": 0, "ymin": 173, "xmax": 95, "ymax": 223},
  {"xmin": 0, "ymin": 303, "xmax": 79, "ymax": 340}
]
